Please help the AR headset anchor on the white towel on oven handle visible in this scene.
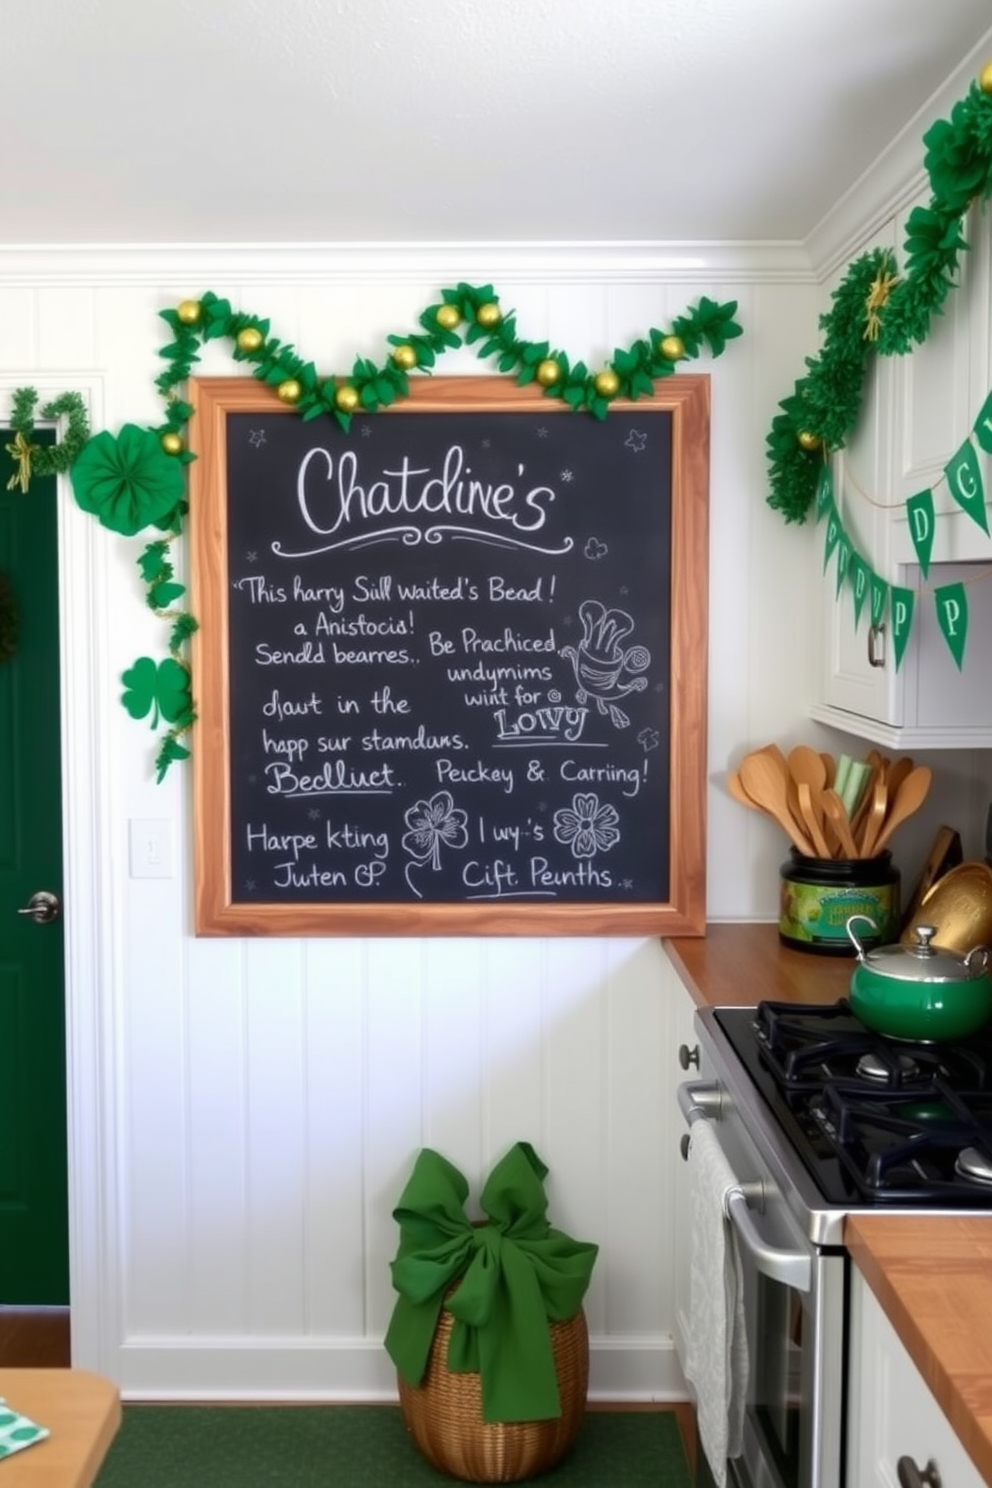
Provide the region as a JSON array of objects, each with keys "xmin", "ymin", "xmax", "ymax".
[{"xmin": 683, "ymin": 1118, "xmax": 750, "ymax": 1488}]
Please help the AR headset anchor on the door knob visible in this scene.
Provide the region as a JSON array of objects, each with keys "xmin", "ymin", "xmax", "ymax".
[
  {"xmin": 897, "ymin": 1457, "xmax": 942, "ymax": 1488},
  {"xmin": 17, "ymin": 890, "xmax": 61, "ymax": 925}
]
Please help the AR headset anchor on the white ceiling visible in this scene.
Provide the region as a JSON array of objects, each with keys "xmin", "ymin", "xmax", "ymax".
[{"xmin": 4, "ymin": 0, "xmax": 992, "ymax": 246}]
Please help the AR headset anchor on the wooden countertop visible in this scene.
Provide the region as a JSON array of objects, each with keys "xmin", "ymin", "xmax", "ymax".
[
  {"xmin": 666, "ymin": 921, "xmax": 854, "ymax": 1008},
  {"xmin": 846, "ymin": 1216, "xmax": 992, "ymax": 1486},
  {"xmin": 664, "ymin": 923, "xmax": 992, "ymax": 1484}
]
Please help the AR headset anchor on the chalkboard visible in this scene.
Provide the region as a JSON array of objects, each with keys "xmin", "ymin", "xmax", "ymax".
[{"xmin": 190, "ymin": 376, "xmax": 708, "ymax": 936}]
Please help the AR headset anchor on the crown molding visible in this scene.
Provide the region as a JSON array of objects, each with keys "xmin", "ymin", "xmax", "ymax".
[{"xmin": 0, "ymin": 239, "xmax": 814, "ymax": 287}]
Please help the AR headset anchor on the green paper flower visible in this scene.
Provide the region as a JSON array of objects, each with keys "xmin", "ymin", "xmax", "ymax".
[{"xmin": 72, "ymin": 425, "xmax": 185, "ymax": 536}]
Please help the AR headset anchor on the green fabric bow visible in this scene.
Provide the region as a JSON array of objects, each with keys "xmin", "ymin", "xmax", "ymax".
[{"xmin": 384, "ymin": 1142, "xmax": 598, "ymax": 1424}]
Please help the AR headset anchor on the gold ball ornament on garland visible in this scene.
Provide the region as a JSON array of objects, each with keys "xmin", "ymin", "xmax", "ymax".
[
  {"xmin": 658, "ymin": 335, "xmax": 686, "ymax": 362},
  {"xmin": 536, "ymin": 359, "xmax": 562, "ymax": 387},
  {"xmin": 176, "ymin": 299, "xmax": 202, "ymax": 326},
  {"xmin": 594, "ymin": 369, "xmax": 621, "ymax": 398},
  {"xmin": 435, "ymin": 304, "xmax": 462, "ymax": 330},
  {"xmin": 391, "ymin": 344, "xmax": 418, "ymax": 370},
  {"xmin": 980, "ymin": 60, "xmax": 992, "ymax": 93},
  {"xmin": 160, "ymin": 432, "xmax": 184, "ymax": 456},
  {"xmin": 797, "ymin": 430, "xmax": 822, "ymax": 452},
  {"xmin": 475, "ymin": 302, "xmax": 501, "ymax": 328},
  {"xmin": 276, "ymin": 379, "xmax": 302, "ymax": 405},
  {"xmin": 236, "ymin": 327, "xmax": 264, "ymax": 354},
  {"xmin": 334, "ymin": 385, "xmax": 361, "ymax": 413}
]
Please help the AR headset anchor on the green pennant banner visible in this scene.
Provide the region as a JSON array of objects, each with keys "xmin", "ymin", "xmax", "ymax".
[
  {"xmin": 934, "ymin": 580, "xmax": 969, "ymax": 669},
  {"xmin": 822, "ymin": 507, "xmax": 841, "ymax": 571},
  {"xmin": 905, "ymin": 489, "xmax": 936, "ymax": 577},
  {"xmin": 944, "ymin": 437, "xmax": 989, "ymax": 534},
  {"xmin": 973, "ymin": 390, "xmax": 992, "ymax": 454},
  {"xmin": 890, "ymin": 585, "xmax": 915, "ymax": 671},
  {"xmin": 815, "ymin": 464, "xmax": 834, "ymax": 522},
  {"xmin": 850, "ymin": 553, "xmax": 871, "ymax": 628},
  {"xmin": 869, "ymin": 573, "xmax": 888, "ymax": 630}
]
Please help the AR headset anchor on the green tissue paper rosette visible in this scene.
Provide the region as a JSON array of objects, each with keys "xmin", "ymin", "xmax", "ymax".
[
  {"xmin": 384, "ymin": 1142, "xmax": 598, "ymax": 1424},
  {"xmin": 71, "ymin": 424, "xmax": 185, "ymax": 536}
]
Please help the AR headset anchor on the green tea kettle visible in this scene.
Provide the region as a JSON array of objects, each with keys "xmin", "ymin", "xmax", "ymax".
[{"xmin": 846, "ymin": 915, "xmax": 992, "ymax": 1041}]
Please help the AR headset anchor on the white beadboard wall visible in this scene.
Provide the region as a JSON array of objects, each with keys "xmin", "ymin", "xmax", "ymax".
[{"xmin": 1, "ymin": 246, "xmax": 826, "ymax": 1399}]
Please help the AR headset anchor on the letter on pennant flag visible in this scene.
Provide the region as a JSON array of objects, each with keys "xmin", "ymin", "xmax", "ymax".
[
  {"xmin": 890, "ymin": 586, "xmax": 915, "ymax": 672},
  {"xmin": 869, "ymin": 573, "xmax": 888, "ymax": 630},
  {"xmin": 905, "ymin": 490, "xmax": 936, "ymax": 577},
  {"xmin": 944, "ymin": 438, "xmax": 989, "ymax": 535},
  {"xmin": 973, "ymin": 390, "xmax": 992, "ymax": 455},
  {"xmin": 934, "ymin": 581, "xmax": 969, "ymax": 670},
  {"xmin": 815, "ymin": 464, "xmax": 834, "ymax": 522},
  {"xmin": 850, "ymin": 553, "xmax": 870, "ymax": 629}
]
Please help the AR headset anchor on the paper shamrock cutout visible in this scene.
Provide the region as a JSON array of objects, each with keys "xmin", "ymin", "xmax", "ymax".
[
  {"xmin": 121, "ymin": 656, "xmax": 193, "ymax": 730},
  {"xmin": 71, "ymin": 424, "xmax": 185, "ymax": 537}
]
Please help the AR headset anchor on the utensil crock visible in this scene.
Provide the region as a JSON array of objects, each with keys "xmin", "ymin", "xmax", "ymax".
[{"xmin": 846, "ymin": 915, "xmax": 992, "ymax": 1040}]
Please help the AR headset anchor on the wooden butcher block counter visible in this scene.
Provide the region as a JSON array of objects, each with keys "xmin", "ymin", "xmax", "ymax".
[{"xmin": 667, "ymin": 923, "xmax": 992, "ymax": 1485}]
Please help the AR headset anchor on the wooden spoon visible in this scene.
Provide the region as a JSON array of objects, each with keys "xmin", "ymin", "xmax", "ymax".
[
  {"xmin": 797, "ymin": 781, "xmax": 831, "ymax": 858},
  {"xmin": 788, "ymin": 744, "xmax": 827, "ymax": 795},
  {"xmin": 872, "ymin": 765, "xmax": 933, "ymax": 856},
  {"xmin": 883, "ymin": 754, "xmax": 915, "ymax": 802},
  {"xmin": 740, "ymin": 752, "xmax": 814, "ymax": 854},
  {"xmin": 859, "ymin": 778, "xmax": 888, "ymax": 859},
  {"xmin": 727, "ymin": 769, "xmax": 759, "ymax": 810},
  {"xmin": 822, "ymin": 788, "xmax": 859, "ymax": 860}
]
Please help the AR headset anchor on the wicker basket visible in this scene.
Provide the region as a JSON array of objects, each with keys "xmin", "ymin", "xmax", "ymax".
[{"xmin": 398, "ymin": 1303, "xmax": 589, "ymax": 1483}]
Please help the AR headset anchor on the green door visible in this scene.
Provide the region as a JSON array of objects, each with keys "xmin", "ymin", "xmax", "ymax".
[{"xmin": 0, "ymin": 429, "xmax": 69, "ymax": 1303}]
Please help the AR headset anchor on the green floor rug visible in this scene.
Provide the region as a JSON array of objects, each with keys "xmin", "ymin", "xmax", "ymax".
[{"xmin": 93, "ymin": 1405, "xmax": 692, "ymax": 1487}]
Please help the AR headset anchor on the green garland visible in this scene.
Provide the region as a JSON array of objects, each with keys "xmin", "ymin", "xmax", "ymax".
[
  {"xmin": 127, "ymin": 282, "xmax": 741, "ymax": 779},
  {"xmin": 767, "ymin": 73, "xmax": 992, "ymax": 523},
  {"xmin": 153, "ymin": 282, "xmax": 741, "ymax": 433},
  {"xmin": 5, "ymin": 388, "xmax": 90, "ymax": 493}
]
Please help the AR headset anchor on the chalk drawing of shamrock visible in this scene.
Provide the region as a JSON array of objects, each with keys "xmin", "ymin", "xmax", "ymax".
[
  {"xmin": 553, "ymin": 793, "xmax": 621, "ymax": 860},
  {"xmin": 402, "ymin": 790, "xmax": 469, "ymax": 896}
]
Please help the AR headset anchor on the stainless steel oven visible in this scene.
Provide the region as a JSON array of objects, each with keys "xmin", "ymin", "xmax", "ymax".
[{"xmin": 678, "ymin": 1000, "xmax": 992, "ymax": 1488}]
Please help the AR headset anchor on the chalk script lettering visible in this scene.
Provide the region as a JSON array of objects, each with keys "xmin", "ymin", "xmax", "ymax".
[{"xmin": 297, "ymin": 445, "xmax": 555, "ymax": 539}]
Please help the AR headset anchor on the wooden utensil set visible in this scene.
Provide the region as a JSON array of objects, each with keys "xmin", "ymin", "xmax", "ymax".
[{"xmin": 729, "ymin": 746, "xmax": 932, "ymax": 861}]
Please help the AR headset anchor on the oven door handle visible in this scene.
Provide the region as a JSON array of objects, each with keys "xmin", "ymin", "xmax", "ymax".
[
  {"xmin": 678, "ymin": 1081, "xmax": 812, "ymax": 1294},
  {"xmin": 724, "ymin": 1189, "xmax": 812, "ymax": 1293}
]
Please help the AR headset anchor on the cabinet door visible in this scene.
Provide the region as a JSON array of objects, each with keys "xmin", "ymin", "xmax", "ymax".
[
  {"xmin": 813, "ymin": 557, "xmax": 992, "ymax": 747},
  {"xmin": 847, "ymin": 1269, "xmax": 985, "ymax": 1488}
]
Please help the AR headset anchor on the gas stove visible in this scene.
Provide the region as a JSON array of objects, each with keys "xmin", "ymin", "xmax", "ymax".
[{"xmin": 712, "ymin": 999, "xmax": 992, "ymax": 1212}]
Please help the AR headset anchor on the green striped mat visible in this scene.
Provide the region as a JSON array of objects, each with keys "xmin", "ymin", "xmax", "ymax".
[{"xmin": 93, "ymin": 1405, "xmax": 691, "ymax": 1487}]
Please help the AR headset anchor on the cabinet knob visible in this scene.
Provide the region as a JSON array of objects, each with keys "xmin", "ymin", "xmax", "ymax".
[
  {"xmin": 897, "ymin": 1456, "xmax": 942, "ymax": 1488},
  {"xmin": 678, "ymin": 1043, "xmax": 700, "ymax": 1071}
]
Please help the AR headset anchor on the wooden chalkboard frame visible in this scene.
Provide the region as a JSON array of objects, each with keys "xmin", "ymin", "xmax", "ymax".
[{"xmin": 190, "ymin": 375, "xmax": 708, "ymax": 936}]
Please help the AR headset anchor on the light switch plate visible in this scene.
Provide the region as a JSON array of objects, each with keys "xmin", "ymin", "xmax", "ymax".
[{"xmin": 129, "ymin": 818, "xmax": 173, "ymax": 878}]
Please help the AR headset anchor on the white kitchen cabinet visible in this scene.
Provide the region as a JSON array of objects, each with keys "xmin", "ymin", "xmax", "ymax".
[
  {"xmin": 811, "ymin": 191, "xmax": 992, "ymax": 748},
  {"xmin": 847, "ymin": 1267, "xmax": 986, "ymax": 1488}
]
